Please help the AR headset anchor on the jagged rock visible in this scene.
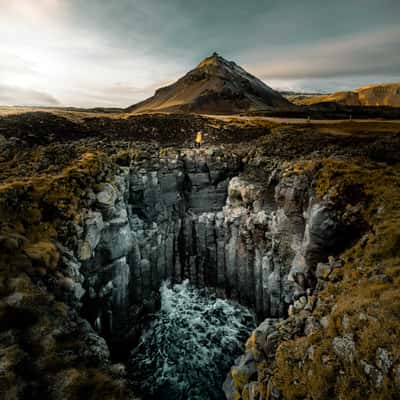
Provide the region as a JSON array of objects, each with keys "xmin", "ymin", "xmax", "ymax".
[
  {"xmin": 316, "ymin": 262, "xmax": 332, "ymax": 280},
  {"xmin": 0, "ymin": 134, "xmax": 7, "ymax": 146},
  {"xmin": 304, "ymin": 316, "xmax": 321, "ymax": 335},
  {"xmin": 77, "ymin": 319, "xmax": 110, "ymax": 363},
  {"xmin": 361, "ymin": 360, "xmax": 384, "ymax": 388},
  {"xmin": 376, "ymin": 347, "xmax": 393, "ymax": 374},
  {"xmin": 4, "ymin": 292, "xmax": 24, "ymax": 307},
  {"xmin": 4, "ymin": 106, "xmax": 400, "ymax": 400},
  {"xmin": 228, "ymin": 176, "xmax": 262, "ymax": 207},
  {"xmin": 78, "ymin": 240, "xmax": 91, "ymax": 261},
  {"xmin": 332, "ymin": 335, "xmax": 357, "ymax": 363},
  {"xmin": 223, "ymin": 352, "xmax": 257, "ymax": 398},
  {"xmin": 293, "ymin": 296, "xmax": 307, "ymax": 312},
  {"xmin": 251, "ymin": 319, "xmax": 281, "ymax": 357},
  {"xmin": 111, "ymin": 257, "xmax": 130, "ymax": 309},
  {"xmin": 99, "ymin": 281, "xmax": 113, "ymax": 298},
  {"xmin": 110, "ymin": 363, "xmax": 127, "ymax": 377},
  {"xmin": 341, "ymin": 313, "xmax": 351, "ymax": 333},
  {"xmin": 96, "ymin": 183, "xmax": 118, "ymax": 208},
  {"xmin": 57, "ymin": 276, "xmax": 86, "ymax": 300},
  {"xmin": 224, "ymin": 319, "xmax": 282, "ymax": 400},
  {"xmin": 394, "ymin": 366, "xmax": 400, "ymax": 390},
  {"xmin": 301, "ymin": 204, "xmax": 339, "ymax": 268},
  {"xmin": 320, "ymin": 315, "xmax": 330, "ymax": 329},
  {"xmin": 61, "ymin": 256, "xmax": 83, "ymax": 283},
  {"xmin": 97, "ymin": 223, "xmax": 134, "ymax": 262},
  {"xmin": 74, "ymin": 151, "xmax": 355, "ymax": 350},
  {"xmin": 84, "ymin": 211, "xmax": 104, "ymax": 252}
]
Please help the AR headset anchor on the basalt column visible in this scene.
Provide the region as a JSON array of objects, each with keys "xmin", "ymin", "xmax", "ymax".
[
  {"xmin": 77, "ymin": 148, "xmax": 243, "ymax": 344},
  {"xmin": 76, "ymin": 149, "xmax": 348, "ymax": 347}
]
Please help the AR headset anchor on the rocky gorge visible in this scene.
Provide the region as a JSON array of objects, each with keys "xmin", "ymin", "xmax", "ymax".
[
  {"xmin": 0, "ymin": 114, "xmax": 400, "ymax": 399},
  {"xmin": 73, "ymin": 146, "xmax": 360, "ymax": 348}
]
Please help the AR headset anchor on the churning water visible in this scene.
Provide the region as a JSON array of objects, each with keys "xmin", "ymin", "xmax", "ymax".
[{"xmin": 129, "ymin": 280, "xmax": 256, "ymax": 400}]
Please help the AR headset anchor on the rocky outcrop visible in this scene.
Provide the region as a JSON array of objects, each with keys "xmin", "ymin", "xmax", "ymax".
[
  {"xmin": 223, "ymin": 162, "xmax": 368, "ymax": 400},
  {"xmin": 72, "ymin": 151, "xmax": 296, "ymax": 345},
  {"xmin": 40, "ymin": 145, "xmax": 368, "ymax": 400},
  {"xmin": 65, "ymin": 148, "xmax": 243, "ymax": 346},
  {"xmin": 56, "ymin": 148, "xmax": 359, "ymax": 361}
]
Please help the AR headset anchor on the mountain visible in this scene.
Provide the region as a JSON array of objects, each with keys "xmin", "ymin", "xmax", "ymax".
[
  {"xmin": 126, "ymin": 52, "xmax": 292, "ymax": 114},
  {"xmin": 291, "ymin": 82, "xmax": 400, "ymax": 107}
]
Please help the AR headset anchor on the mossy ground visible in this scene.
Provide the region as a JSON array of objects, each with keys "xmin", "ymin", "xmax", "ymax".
[
  {"xmin": 0, "ymin": 113, "xmax": 399, "ymax": 399},
  {"xmin": 0, "ymin": 148, "xmax": 138, "ymax": 399},
  {"xmin": 271, "ymin": 159, "xmax": 400, "ymax": 400}
]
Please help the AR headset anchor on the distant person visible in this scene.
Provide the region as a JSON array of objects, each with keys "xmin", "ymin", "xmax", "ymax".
[
  {"xmin": 195, "ymin": 131, "xmax": 203, "ymax": 148},
  {"xmin": 307, "ymin": 115, "xmax": 311, "ymax": 123}
]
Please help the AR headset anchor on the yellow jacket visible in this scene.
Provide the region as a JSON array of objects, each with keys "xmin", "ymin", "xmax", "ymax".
[{"xmin": 195, "ymin": 132, "xmax": 203, "ymax": 143}]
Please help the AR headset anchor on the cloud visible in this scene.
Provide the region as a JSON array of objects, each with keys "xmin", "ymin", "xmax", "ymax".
[
  {"xmin": 61, "ymin": 80, "xmax": 172, "ymax": 108},
  {"xmin": 0, "ymin": 52, "xmax": 37, "ymax": 76},
  {"xmin": 0, "ymin": 0, "xmax": 65, "ymax": 21},
  {"xmin": 247, "ymin": 26, "xmax": 400, "ymax": 80},
  {"xmin": 0, "ymin": 0, "xmax": 399, "ymax": 105},
  {"xmin": 0, "ymin": 84, "xmax": 60, "ymax": 106}
]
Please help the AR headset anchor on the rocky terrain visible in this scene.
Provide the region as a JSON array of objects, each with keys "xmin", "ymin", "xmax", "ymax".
[
  {"xmin": 0, "ymin": 111, "xmax": 400, "ymax": 399},
  {"xmin": 126, "ymin": 53, "xmax": 292, "ymax": 114},
  {"xmin": 291, "ymin": 82, "xmax": 400, "ymax": 108}
]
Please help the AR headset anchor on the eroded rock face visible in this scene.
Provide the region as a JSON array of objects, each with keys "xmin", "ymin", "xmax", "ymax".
[
  {"xmin": 51, "ymin": 146, "xmax": 362, "ymax": 400},
  {"xmin": 74, "ymin": 152, "xmax": 283, "ymax": 344},
  {"xmin": 64, "ymin": 148, "xmax": 356, "ymax": 362},
  {"xmin": 74, "ymin": 148, "xmax": 243, "ymax": 345},
  {"xmin": 1, "ymin": 143, "xmax": 371, "ymax": 400},
  {"xmin": 223, "ymin": 165, "xmax": 367, "ymax": 400}
]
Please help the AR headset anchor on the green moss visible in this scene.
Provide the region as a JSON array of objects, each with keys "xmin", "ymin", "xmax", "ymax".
[
  {"xmin": 113, "ymin": 147, "xmax": 148, "ymax": 165},
  {"xmin": 54, "ymin": 368, "xmax": 131, "ymax": 400},
  {"xmin": 247, "ymin": 159, "xmax": 400, "ymax": 400}
]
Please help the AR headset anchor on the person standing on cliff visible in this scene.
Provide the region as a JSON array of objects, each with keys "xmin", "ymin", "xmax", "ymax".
[{"xmin": 195, "ymin": 131, "xmax": 203, "ymax": 148}]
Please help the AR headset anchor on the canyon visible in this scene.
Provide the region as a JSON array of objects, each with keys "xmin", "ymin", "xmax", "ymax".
[
  {"xmin": 61, "ymin": 144, "xmax": 365, "ymax": 399},
  {"xmin": 0, "ymin": 115, "xmax": 400, "ymax": 399},
  {"xmin": 73, "ymin": 146, "xmax": 356, "ymax": 345}
]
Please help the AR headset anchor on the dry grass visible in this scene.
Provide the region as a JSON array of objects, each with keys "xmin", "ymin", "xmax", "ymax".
[
  {"xmin": 290, "ymin": 82, "xmax": 400, "ymax": 108},
  {"xmin": 0, "ymin": 148, "xmax": 133, "ymax": 399},
  {"xmin": 272, "ymin": 159, "xmax": 400, "ymax": 399},
  {"xmin": 0, "ymin": 150, "xmax": 114, "ymax": 254},
  {"xmin": 0, "ymin": 106, "xmax": 128, "ymax": 123}
]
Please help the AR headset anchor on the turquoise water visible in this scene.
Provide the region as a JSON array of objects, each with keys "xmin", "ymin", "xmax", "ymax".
[{"xmin": 129, "ymin": 280, "xmax": 255, "ymax": 400}]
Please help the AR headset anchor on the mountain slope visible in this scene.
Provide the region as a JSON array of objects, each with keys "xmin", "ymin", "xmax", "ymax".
[
  {"xmin": 292, "ymin": 82, "xmax": 400, "ymax": 107},
  {"xmin": 127, "ymin": 53, "xmax": 292, "ymax": 114}
]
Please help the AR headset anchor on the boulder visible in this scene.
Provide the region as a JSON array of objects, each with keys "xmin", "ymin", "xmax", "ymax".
[
  {"xmin": 361, "ymin": 360, "xmax": 384, "ymax": 389},
  {"xmin": 332, "ymin": 335, "xmax": 357, "ymax": 363},
  {"xmin": 316, "ymin": 262, "xmax": 332, "ymax": 280},
  {"xmin": 84, "ymin": 211, "xmax": 104, "ymax": 251},
  {"xmin": 376, "ymin": 347, "xmax": 393, "ymax": 374},
  {"xmin": 96, "ymin": 183, "xmax": 118, "ymax": 208}
]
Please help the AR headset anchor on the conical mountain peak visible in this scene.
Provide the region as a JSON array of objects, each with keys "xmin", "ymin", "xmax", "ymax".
[
  {"xmin": 197, "ymin": 52, "xmax": 228, "ymax": 68},
  {"xmin": 127, "ymin": 53, "xmax": 292, "ymax": 114}
]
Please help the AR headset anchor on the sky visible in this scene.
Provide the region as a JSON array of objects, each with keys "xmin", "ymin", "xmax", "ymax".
[{"xmin": 1, "ymin": 0, "xmax": 399, "ymax": 107}]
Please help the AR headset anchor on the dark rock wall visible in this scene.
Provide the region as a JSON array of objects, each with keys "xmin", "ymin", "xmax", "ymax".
[
  {"xmin": 60, "ymin": 149, "xmax": 351, "ymax": 352},
  {"xmin": 71, "ymin": 148, "xmax": 243, "ymax": 345}
]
